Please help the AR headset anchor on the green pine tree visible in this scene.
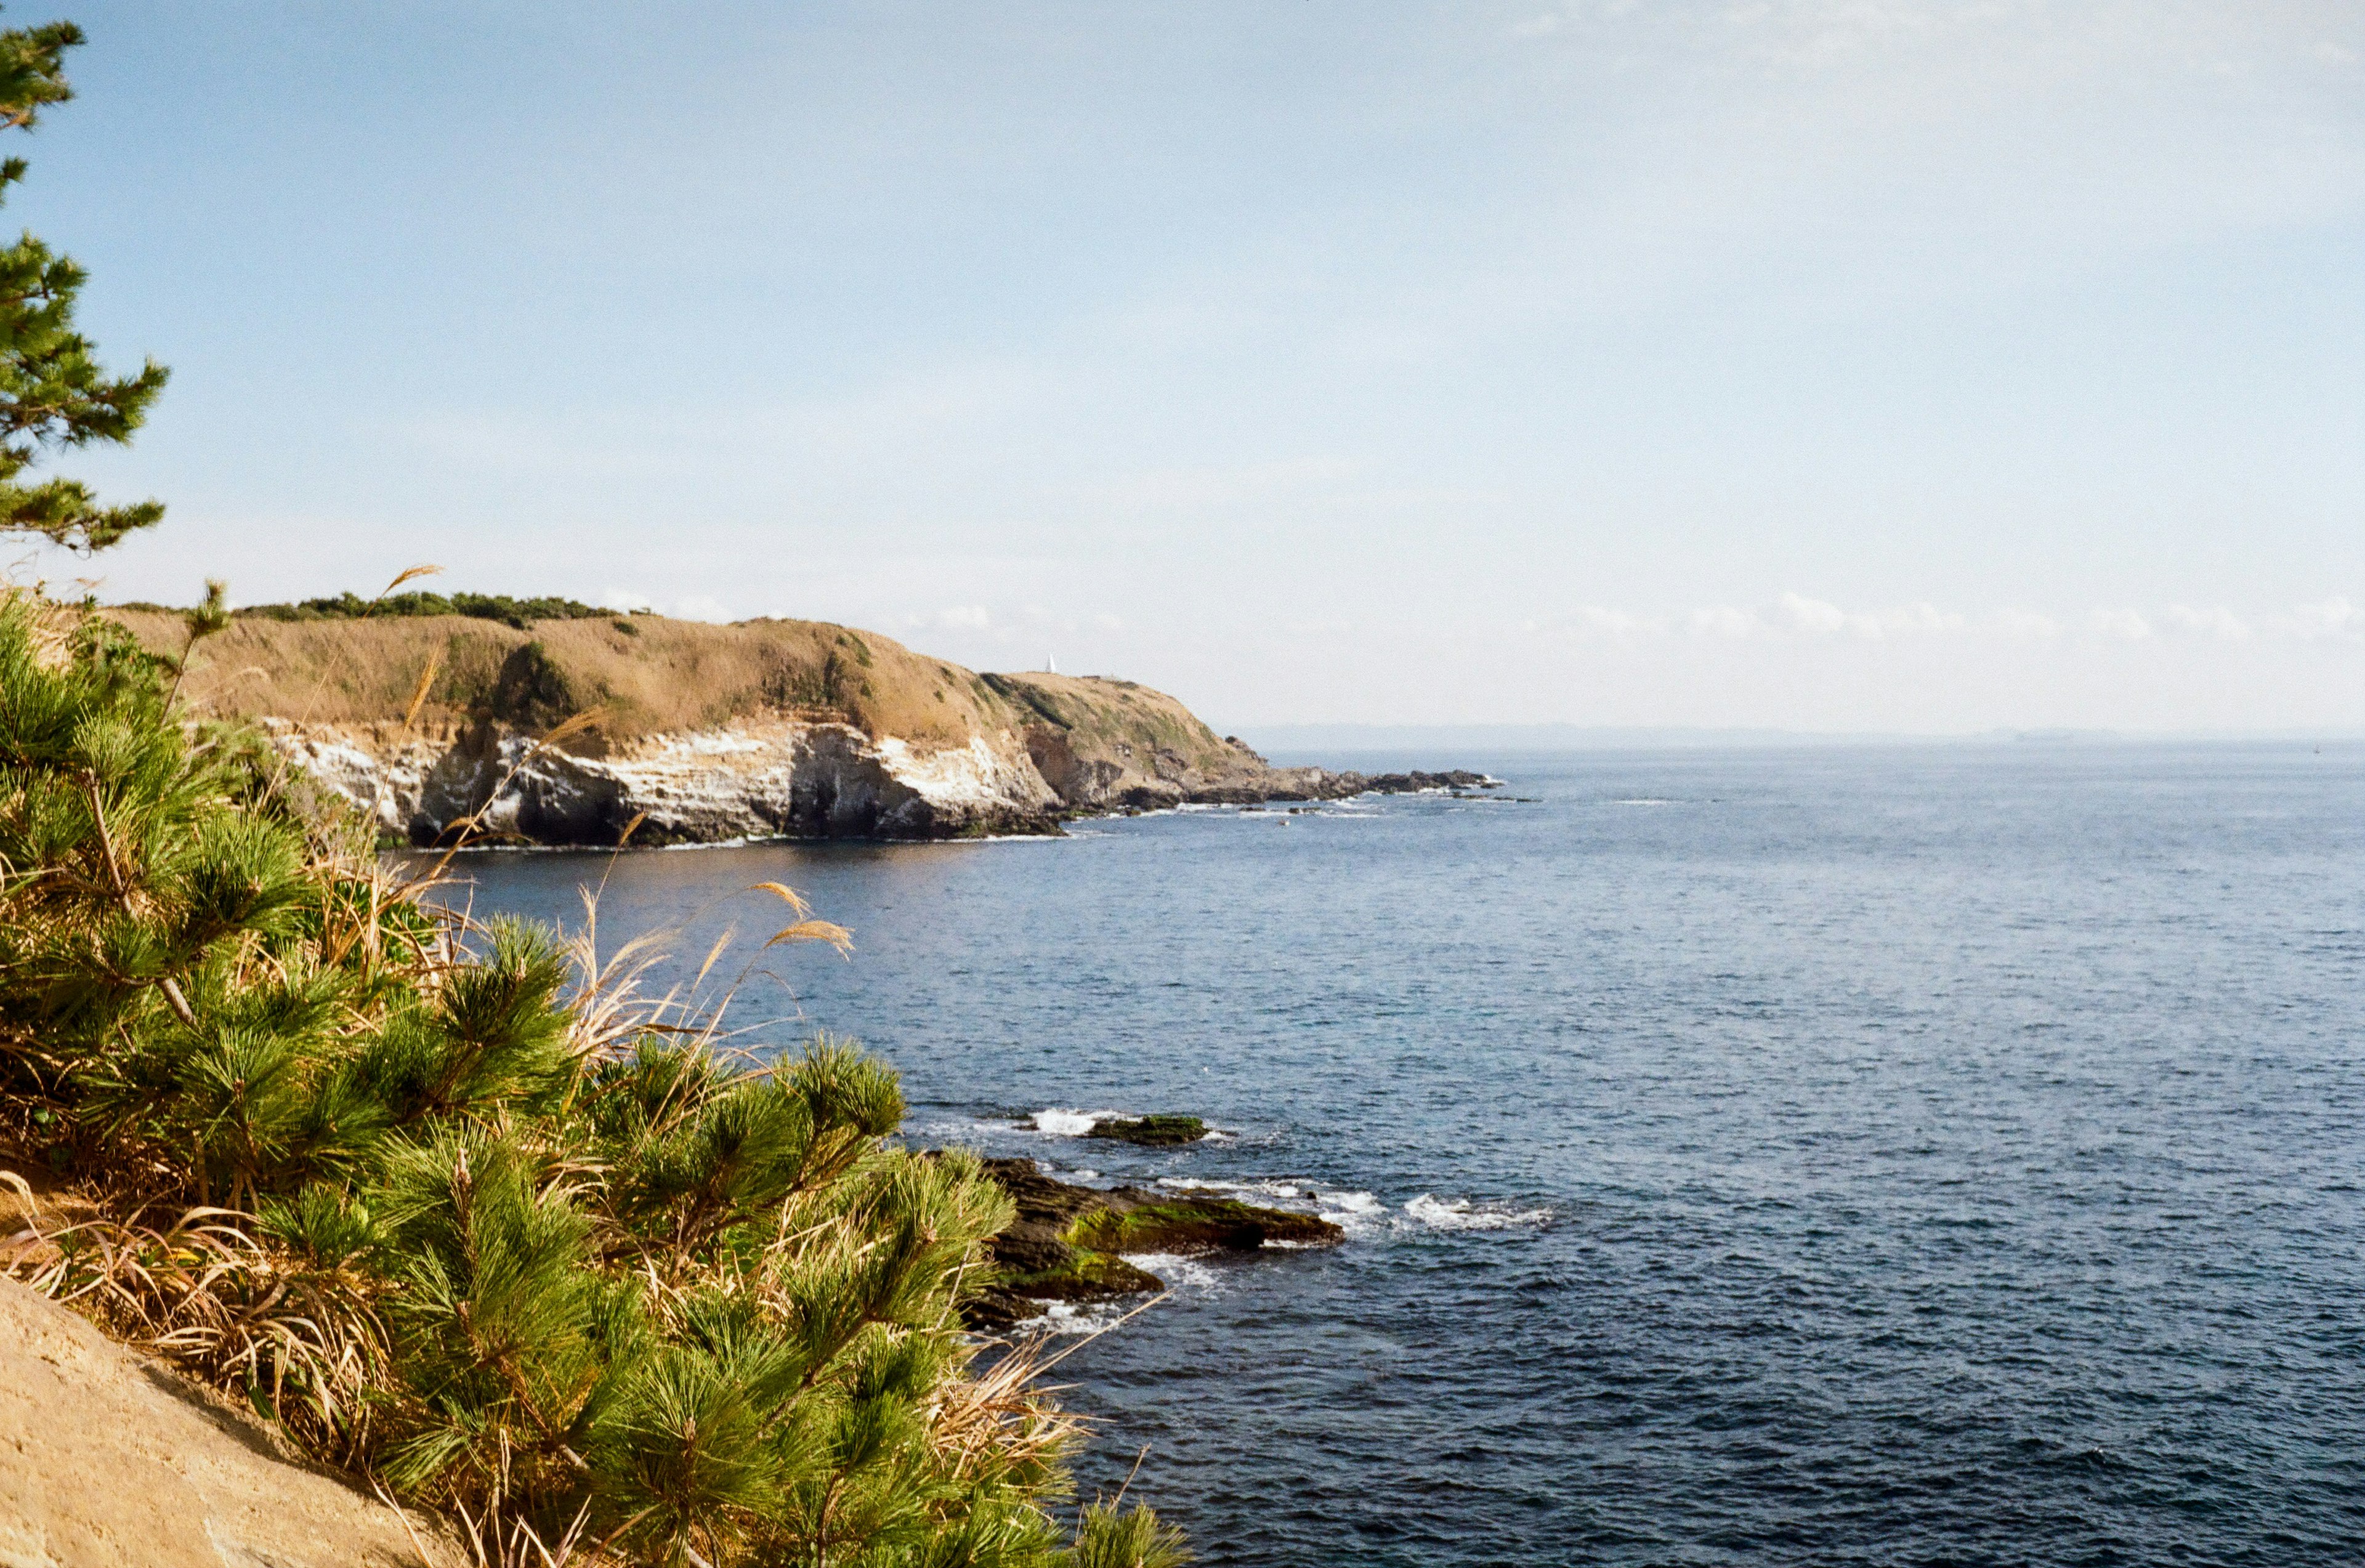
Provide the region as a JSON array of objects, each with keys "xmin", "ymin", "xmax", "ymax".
[
  {"xmin": 0, "ymin": 12, "xmax": 169, "ymax": 551},
  {"xmin": 0, "ymin": 17, "xmax": 1195, "ymax": 1561}
]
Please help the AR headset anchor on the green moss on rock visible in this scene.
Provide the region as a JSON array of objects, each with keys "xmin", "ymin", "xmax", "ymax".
[{"xmin": 1084, "ymin": 1114, "xmax": 1205, "ymax": 1147}]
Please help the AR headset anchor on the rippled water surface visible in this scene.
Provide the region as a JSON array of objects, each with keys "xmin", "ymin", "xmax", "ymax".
[{"xmin": 425, "ymin": 744, "xmax": 2365, "ymax": 1566}]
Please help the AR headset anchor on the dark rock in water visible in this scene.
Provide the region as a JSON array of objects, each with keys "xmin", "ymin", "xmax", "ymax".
[
  {"xmin": 1084, "ymin": 1113, "xmax": 1206, "ymax": 1147},
  {"xmin": 959, "ymin": 1156, "xmax": 1344, "ymax": 1332},
  {"xmin": 1356, "ymin": 769, "xmax": 1500, "ymax": 794}
]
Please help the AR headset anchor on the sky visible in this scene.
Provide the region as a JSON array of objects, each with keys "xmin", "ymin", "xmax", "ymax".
[{"xmin": 12, "ymin": 1, "xmax": 2365, "ymax": 732}]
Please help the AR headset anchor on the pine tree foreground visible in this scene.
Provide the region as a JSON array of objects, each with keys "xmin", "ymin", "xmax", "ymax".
[
  {"xmin": 0, "ymin": 13, "xmax": 167, "ymax": 552},
  {"xmin": 0, "ymin": 20, "xmax": 1189, "ymax": 1562},
  {"xmin": 0, "ymin": 592, "xmax": 1191, "ymax": 1567}
]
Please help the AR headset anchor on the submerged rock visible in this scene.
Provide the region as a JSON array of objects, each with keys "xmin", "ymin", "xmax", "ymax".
[
  {"xmin": 960, "ymin": 1157, "xmax": 1343, "ymax": 1332},
  {"xmin": 1083, "ymin": 1114, "xmax": 1206, "ymax": 1147}
]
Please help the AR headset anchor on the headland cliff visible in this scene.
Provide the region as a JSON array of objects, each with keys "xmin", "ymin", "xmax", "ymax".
[{"xmin": 109, "ymin": 607, "xmax": 1488, "ymax": 844}]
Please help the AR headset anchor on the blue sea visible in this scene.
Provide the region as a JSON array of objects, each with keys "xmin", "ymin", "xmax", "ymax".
[{"xmin": 422, "ymin": 743, "xmax": 2365, "ymax": 1566}]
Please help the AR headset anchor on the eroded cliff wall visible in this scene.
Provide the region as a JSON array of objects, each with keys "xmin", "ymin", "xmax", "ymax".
[{"xmin": 108, "ymin": 608, "xmax": 1375, "ymax": 843}]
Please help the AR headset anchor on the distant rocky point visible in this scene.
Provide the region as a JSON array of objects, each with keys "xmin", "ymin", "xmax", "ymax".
[{"xmin": 108, "ymin": 605, "xmax": 1501, "ymax": 845}]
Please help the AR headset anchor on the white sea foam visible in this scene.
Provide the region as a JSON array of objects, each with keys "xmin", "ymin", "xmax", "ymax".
[
  {"xmin": 1609, "ymin": 798, "xmax": 1680, "ymax": 807},
  {"xmin": 1155, "ymin": 1176, "xmax": 1302, "ymax": 1200},
  {"xmin": 1402, "ymin": 1194, "xmax": 1553, "ymax": 1231},
  {"xmin": 1154, "ymin": 1175, "xmax": 1385, "ymax": 1232},
  {"xmin": 902, "ymin": 1114, "xmax": 1022, "ymax": 1146},
  {"xmin": 1120, "ymin": 1252, "xmax": 1223, "ymax": 1293},
  {"xmin": 1011, "ymin": 1299, "xmax": 1136, "ymax": 1336},
  {"xmin": 1320, "ymin": 1189, "xmax": 1384, "ymax": 1225},
  {"xmin": 1029, "ymin": 1108, "xmax": 1125, "ymax": 1136}
]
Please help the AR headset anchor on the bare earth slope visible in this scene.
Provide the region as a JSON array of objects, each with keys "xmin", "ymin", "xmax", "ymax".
[
  {"xmin": 0, "ymin": 1277, "xmax": 453, "ymax": 1568},
  {"xmin": 108, "ymin": 610, "xmax": 1488, "ymax": 844}
]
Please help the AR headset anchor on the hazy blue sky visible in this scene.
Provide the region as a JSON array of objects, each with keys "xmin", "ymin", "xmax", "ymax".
[{"xmin": 16, "ymin": 1, "xmax": 2365, "ymax": 730}]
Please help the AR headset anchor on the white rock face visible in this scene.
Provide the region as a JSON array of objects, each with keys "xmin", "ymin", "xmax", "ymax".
[{"xmin": 265, "ymin": 717, "xmax": 1064, "ymax": 844}]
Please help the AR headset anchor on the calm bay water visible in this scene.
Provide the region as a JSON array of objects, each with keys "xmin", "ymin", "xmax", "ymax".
[{"xmin": 421, "ymin": 743, "xmax": 2365, "ymax": 1566}]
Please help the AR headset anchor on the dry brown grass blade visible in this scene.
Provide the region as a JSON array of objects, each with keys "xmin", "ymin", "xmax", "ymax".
[
  {"xmin": 763, "ymin": 918, "xmax": 853, "ymax": 956},
  {"xmin": 535, "ymin": 708, "xmax": 607, "ymax": 751},
  {"xmin": 2, "ymin": 1194, "xmax": 390, "ymax": 1455},
  {"xmin": 692, "ymin": 927, "xmax": 735, "ymax": 990},
  {"xmin": 374, "ymin": 563, "xmax": 445, "ymax": 602},
  {"xmin": 749, "ymin": 881, "xmax": 813, "ymax": 918},
  {"xmin": 930, "ymin": 1329, "xmax": 1092, "ymax": 1483},
  {"xmin": 616, "ymin": 809, "xmax": 647, "ymax": 848},
  {"xmin": 443, "ymin": 1491, "xmax": 597, "ymax": 1568},
  {"xmin": 402, "ymin": 647, "xmax": 444, "ymax": 730}
]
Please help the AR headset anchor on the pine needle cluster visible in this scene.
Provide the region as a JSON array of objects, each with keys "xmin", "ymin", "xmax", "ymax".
[
  {"xmin": 0, "ymin": 14, "xmax": 166, "ymax": 551},
  {"xmin": 0, "ymin": 593, "xmax": 1185, "ymax": 1568}
]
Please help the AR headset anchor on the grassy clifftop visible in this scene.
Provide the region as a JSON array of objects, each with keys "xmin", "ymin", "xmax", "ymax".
[
  {"xmin": 983, "ymin": 671, "xmax": 1248, "ymax": 775},
  {"xmin": 108, "ymin": 607, "xmax": 1038, "ymax": 752},
  {"xmin": 105, "ymin": 606, "xmax": 1287, "ymax": 817}
]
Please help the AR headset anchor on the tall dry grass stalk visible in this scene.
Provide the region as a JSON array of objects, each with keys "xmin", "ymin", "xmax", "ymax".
[{"xmin": 0, "ymin": 1173, "xmax": 389, "ymax": 1457}]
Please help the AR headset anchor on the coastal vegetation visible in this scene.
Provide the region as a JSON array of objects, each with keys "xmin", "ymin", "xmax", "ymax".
[
  {"xmin": 104, "ymin": 600, "xmax": 1012, "ymax": 751},
  {"xmin": 0, "ymin": 22, "xmax": 1182, "ymax": 1564},
  {"xmin": 0, "ymin": 589, "xmax": 1185, "ymax": 1566},
  {"xmin": 125, "ymin": 589, "xmax": 624, "ymax": 631},
  {"xmin": 0, "ymin": 15, "xmax": 166, "ymax": 552}
]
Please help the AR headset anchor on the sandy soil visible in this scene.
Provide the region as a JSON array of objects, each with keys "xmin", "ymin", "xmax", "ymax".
[{"xmin": 0, "ymin": 1277, "xmax": 455, "ymax": 1568}]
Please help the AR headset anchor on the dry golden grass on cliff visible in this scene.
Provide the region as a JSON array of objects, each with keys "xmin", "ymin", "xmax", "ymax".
[
  {"xmin": 979, "ymin": 671, "xmax": 1244, "ymax": 776},
  {"xmin": 105, "ymin": 608, "xmax": 1015, "ymax": 750},
  {"xmin": 105, "ymin": 607, "xmax": 1255, "ymax": 783}
]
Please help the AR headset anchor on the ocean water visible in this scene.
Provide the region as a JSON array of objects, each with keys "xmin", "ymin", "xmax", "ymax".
[{"xmin": 418, "ymin": 743, "xmax": 2365, "ymax": 1566}]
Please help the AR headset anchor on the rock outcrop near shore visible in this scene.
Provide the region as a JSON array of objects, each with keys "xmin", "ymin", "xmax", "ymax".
[
  {"xmin": 962, "ymin": 1157, "xmax": 1344, "ymax": 1332},
  {"xmin": 110, "ymin": 608, "xmax": 1495, "ymax": 844}
]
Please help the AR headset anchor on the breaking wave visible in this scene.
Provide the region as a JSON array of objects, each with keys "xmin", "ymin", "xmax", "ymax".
[{"xmin": 1402, "ymin": 1194, "xmax": 1552, "ymax": 1231}]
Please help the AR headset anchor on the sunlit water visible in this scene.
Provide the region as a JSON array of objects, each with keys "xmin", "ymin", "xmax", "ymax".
[{"xmin": 414, "ymin": 743, "xmax": 2365, "ymax": 1566}]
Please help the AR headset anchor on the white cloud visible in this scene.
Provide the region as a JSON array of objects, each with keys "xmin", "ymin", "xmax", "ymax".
[
  {"xmin": 2161, "ymin": 604, "xmax": 2250, "ymax": 640},
  {"xmin": 600, "ymin": 588, "xmax": 734, "ymax": 621},
  {"xmin": 2088, "ymin": 607, "xmax": 2153, "ymax": 640},
  {"xmin": 666, "ymin": 594, "xmax": 736, "ymax": 624},
  {"xmin": 1990, "ymin": 607, "xmax": 2061, "ymax": 640},
  {"xmin": 936, "ymin": 605, "xmax": 993, "ymax": 630},
  {"xmin": 1872, "ymin": 601, "xmax": 1968, "ymax": 634},
  {"xmin": 1775, "ymin": 592, "xmax": 1851, "ymax": 634},
  {"xmin": 1574, "ymin": 604, "xmax": 1665, "ymax": 636},
  {"xmin": 1087, "ymin": 458, "xmax": 1358, "ymax": 513},
  {"xmin": 1689, "ymin": 594, "xmax": 1972, "ymax": 639},
  {"xmin": 1689, "ymin": 605, "xmax": 1762, "ymax": 638},
  {"xmin": 1493, "ymin": 595, "xmax": 2347, "ymax": 652},
  {"xmin": 2283, "ymin": 597, "xmax": 2361, "ymax": 638}
]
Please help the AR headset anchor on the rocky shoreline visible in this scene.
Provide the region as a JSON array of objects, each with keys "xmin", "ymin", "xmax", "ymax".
[
  {"xmin": 273, "ymin": 717, "xmax": 1501, "ymax": 847},
  {"xmin": 961, "ymin": 1157, "xmax": 1344, "ymax": 1333}
]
